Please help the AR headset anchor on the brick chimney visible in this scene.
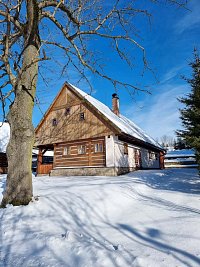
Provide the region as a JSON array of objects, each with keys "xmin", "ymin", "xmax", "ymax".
[{"xmin": 112, "ymin": 93, "xmax": 119, "ymax": 116}]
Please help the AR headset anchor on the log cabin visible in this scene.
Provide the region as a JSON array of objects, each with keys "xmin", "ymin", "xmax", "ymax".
[{"xmin": 35, "ymin": 82, "xmax": 165, "ymax": 176}]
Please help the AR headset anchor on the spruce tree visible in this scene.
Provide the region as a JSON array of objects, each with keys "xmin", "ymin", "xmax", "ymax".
[{"xmin": 177, "ymin": 49, "xmax": 200, "ymax": 172}]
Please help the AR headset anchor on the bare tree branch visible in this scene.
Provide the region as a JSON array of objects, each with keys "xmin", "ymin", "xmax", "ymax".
[
  {"xmin": 0, "ymin": 0, "xmax": 188, "ymax": 114},
  {"xmin": 1, "ymin": 9, "xmax": 17, "ymax": 86},
  {"xmin": 38, "ymin": 0, "xmax": 81, "ymax": 25}
]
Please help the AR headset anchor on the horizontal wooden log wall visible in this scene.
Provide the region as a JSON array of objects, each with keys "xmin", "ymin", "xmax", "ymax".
[{"xmin": 54, "ymin": 137, "xmax": 106, "ymax": 168}]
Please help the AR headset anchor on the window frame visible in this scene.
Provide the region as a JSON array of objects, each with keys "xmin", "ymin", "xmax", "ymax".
[
  {"xmin": 78, "ymin": 145, "xmax": 87, "ymax": 154},
  {"xmin": 123, "ymin": 143, "xmax": 128, "ymax": 155},
  {"xmin": 63, "ymin": 146, "xmax": 70, "ymax": 156},
  {"xmin": 79, "ymin": 112, "xmax": 85, "ymax": 121},
  {"xmin": 148, "ymin": 151, "xmax": 155, "ymax": 160},
  {"xmin": 52, "ymin": 118, "xmax": 57, "ymax": 126},
  {"xmin": 94, "ymin": 143, "xmax": 103, "ymax": 153},
  {"xmin": 65, "ymin": 107, "xmax": 71, "ymax": 116}
]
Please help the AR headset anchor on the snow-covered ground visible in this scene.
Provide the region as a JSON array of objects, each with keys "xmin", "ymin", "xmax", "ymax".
[{"xmin": 0, "ymin": 168, "xmax": 200, "ymax": 267}]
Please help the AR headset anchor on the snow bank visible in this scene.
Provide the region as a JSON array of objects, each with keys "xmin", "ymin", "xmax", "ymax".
[{"xmin": 0, "ymin": 169, "xmax": 200, "ymax": 267}]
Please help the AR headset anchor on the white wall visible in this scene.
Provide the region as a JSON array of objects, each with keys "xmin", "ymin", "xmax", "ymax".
[
  {"xmin": 105, "ymin": 135, "xmax": 136, "ymax": 168},
  {"xmin": 105, "ymin": 135, "xmax": 115, "ymax": 167},
  {"xmin": 114, "ymin": 140, "xmax": 129, "ymax": 167},
  {"xmin": 128, "ymin": 146, "xmax": 136, "ymax": 168},
  {"xmin": 141, "ymin": 148, "xmax": 160, "ymax": 169},
  {"xmin": 105, "ymin": 135, "xmax": 160, "ymax": 169}
]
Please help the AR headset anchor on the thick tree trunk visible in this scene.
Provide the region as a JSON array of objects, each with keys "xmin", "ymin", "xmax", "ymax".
[
  {"xmin": 1, "ymin": 45, "xmax": 39, "ymax": 207},
  {"xmin": 0, "ymin": 0, "xmax": 40, "ymax": 207}
]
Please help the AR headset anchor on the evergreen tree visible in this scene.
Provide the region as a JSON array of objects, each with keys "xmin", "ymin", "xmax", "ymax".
[
  {"xmin": 174, "ymin": 137, "xmax": 186, "ymax": 150},
  {"xmin": 177, "ymin": 49, "xmax": 200, "ymax": 172}
]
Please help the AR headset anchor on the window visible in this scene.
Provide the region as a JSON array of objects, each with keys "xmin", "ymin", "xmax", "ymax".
[
  {"xmin": 63, "ymin": 146, "xmax": 70, "ymax": 156},
  {"xmin": 148, "ymin": 151, "xmax": 155, "ymax": 160},
  {"xmin": 78, "ymin": 145, "xmax": 86, "ymax": 154},
  {"xmin": 65, "ymin": 107, "xmax": 71, "ymax": 115},
  {"xmin": 42, "ymin": 156, "xmax": 53, "ymax": 164},
  {"xmin": 52, "ymin": 118, "xmax": 57, "ymax": 126},
  {"xmin": 94, "ymin": 143, "xmax": 103, "ymax": 153},
  {"xmin": 79, "ymin": 112, "xmax": 85, "ymax": 121},
  {"xmin": 124, "ymin": 143, "xmax": 128, "ymax": 155}
]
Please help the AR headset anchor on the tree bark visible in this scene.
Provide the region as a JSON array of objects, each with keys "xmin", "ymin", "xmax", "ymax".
[
  {"xmin": 1, "ymin": 0, "xmax": 40, "ymax": 207},
  {"xmin": 1, "ymin": 45, "xmax": 39, "ymax": 207}
]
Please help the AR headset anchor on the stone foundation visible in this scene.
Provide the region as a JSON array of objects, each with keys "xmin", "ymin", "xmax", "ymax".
[{"xmin": 50, "ymin": 167, "xmax": 136, "ymax": 176}]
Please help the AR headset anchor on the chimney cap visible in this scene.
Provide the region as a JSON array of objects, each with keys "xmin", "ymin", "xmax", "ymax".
[{"xmin": 112, "ymin": 93, "xmax": 119, "ymax": 99}]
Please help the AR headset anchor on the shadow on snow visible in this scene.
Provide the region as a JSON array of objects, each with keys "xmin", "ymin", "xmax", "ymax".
[
  {"xmin": 127, "ymin": 168, "xmax": 200, "ymax": 194},
  {"xmin": 0, "ymin": 169, "xmax": 200, "ymax": 266}
]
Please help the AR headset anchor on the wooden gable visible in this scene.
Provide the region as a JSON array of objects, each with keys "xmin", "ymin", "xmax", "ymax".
[{"xmin": 35, "ymin": 84, "xmax": 116, "ymax": 146}]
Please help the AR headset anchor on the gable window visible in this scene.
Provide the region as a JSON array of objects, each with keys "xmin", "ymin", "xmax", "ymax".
[
  {"xmin": 94, "ymin": 143, "xmax": 103, "ymax": 153},
  {"xmin": 79, "ymin": 112, "xmax": 85, "ymax": 121},
  {"xmin": 63, "ymin": 146, "xmax": 70, "ymax": 156},
  {"xmin": 124, "ymin": 143, "xmax": 128, "ymax": 155},
  {"xmin": 65, "ymin": 107, "xmax": 71, "ymax": 115},
  {"xmin": 52, "ymin": 118, "xmax": 57, "ymax": 126},
  {"xmin": 78, "ymin": 145, "xmax": 86, "ymax": 154}
]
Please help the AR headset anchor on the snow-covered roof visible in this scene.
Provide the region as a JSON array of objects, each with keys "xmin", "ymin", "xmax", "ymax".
[
  {"xmin": 0, "ymin": 122, "xmax": 10, "ymax": 153},
  {"xmin": 32, "ymin": 149, "xmax": 54, "ymax": 157},
  {"xmin": 165, "ymin": 149, "xmax": 195, "ymax": 158},
  {"xmin": 69, "ymin": 83, "xmax": 163, "ymax": 150}
]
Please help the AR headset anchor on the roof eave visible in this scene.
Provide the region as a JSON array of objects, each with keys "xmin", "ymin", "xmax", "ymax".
[{"xmin": 120, "ymin": 132, "xmax": 165, "ymax": 152}]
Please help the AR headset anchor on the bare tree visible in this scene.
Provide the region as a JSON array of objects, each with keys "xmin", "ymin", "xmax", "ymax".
[
  {"xmin": 0, "ymin": 0, "xmax": 187, "ymax": 207},
  {"xmin": 160, "ymin": 135, "xmax": 175, "ymax": 148}
]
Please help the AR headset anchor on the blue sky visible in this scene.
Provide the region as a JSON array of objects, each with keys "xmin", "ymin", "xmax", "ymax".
[{"xmin": 33, "ymin": 0, "xmax": 200, "ymax": 140}]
